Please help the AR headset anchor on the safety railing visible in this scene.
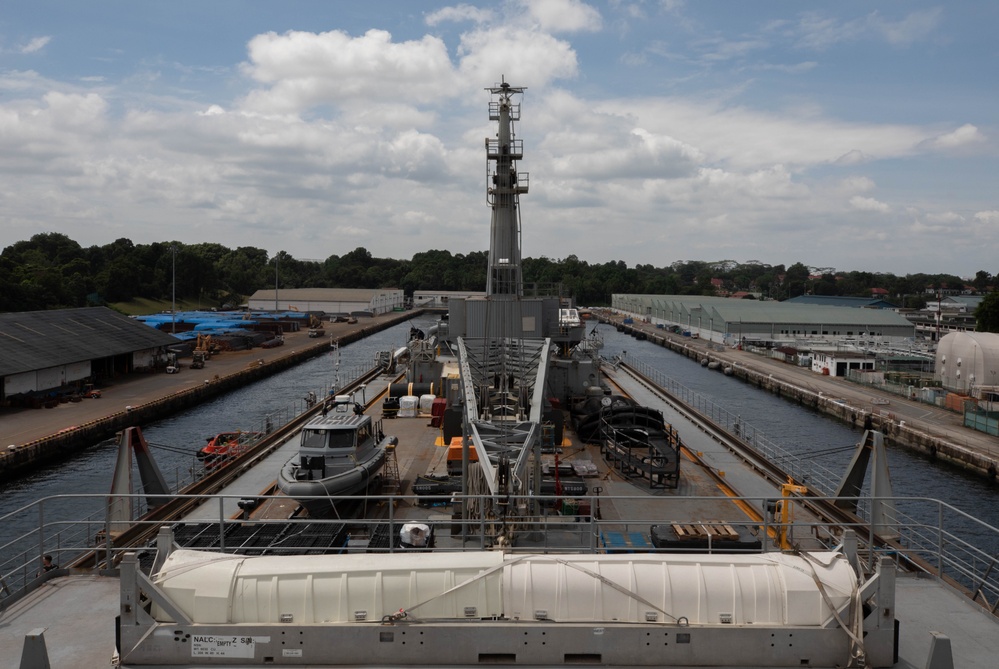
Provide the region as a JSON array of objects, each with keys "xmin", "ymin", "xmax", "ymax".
[
  {"xmin": 3, "ymin": 492, "xmax": 998, "ymax": 615},
  {"xmin": 618, "ymin": 355, "xmax": 845, "ymax": 494}
]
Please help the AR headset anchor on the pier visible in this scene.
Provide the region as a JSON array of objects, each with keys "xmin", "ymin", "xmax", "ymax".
[
  {"xmin": 0, "ymin": 310, "xmax": 419, "ymax": 481},
  {"xmin": 600, "ymin": 311, "xmax": 999, "ymax": 482}
]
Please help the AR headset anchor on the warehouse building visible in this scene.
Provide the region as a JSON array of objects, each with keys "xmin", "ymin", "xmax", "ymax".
[
  {"xmin": 786, "ymin": 295, "xmax": 899, "ymax": 309},
  {"xmin": 412, "ymin": 290, "xmax": 484, "ymax": 309},
  {"xmin": 611, "ymin": 294, "xmax": 916, "ymax": 345},
  {"xmin": 247, "ymin": 288, "xmax": 404, "ymax": 316},
  {"xmin": 0, "ymin": 307, "xmax": 179, "ymax": 406}
]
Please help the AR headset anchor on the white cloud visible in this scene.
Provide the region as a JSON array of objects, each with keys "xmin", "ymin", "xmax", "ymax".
[
  {"xmin": 876, "ymin": 8, "xmax": 942, "ymax": 47},
  {"xmin": 911, "ymin": 215, "xmax": 960, "ymax": 235},
  {"xmin": 849, "ymin": 196, "xmax": 890, "ymax": 213},
  {"xmin": 240, "ymin": 30, "xmax": 459, "ymax": 114},
  {"xmin": 0, "ymin": 69, "xmax": 54, "ymax": 94},
  {"xmin": 333, "ymin": 225, "xmax": 369, "ymax": 237},
  {"xmin": 838, "ymin": 176, "xmax": 876, "ymax": 194},
  {"xmin": 0, "ymin": 92, "xmax": 109, "ymax": 174},
  {"xmin": 590, "ymin": 95, "xmax": 929, "ymax": 170},
  {"xmin": 519, "ymin": 0, "xmax": 602, "ymax": 33},
  {"xmin": 425, "ymin": 4, "xmax": 495, "ymax": 26},
  {"xmin": 928, "ymin": 124, "xmax": 984, "ymax": 150},
  {"xmin": 692, "ymin": 36, "xmax": 769, "ymax": 63},
  {"xmin": 924, "ymin": 211, "xmax": 963, "ymax": 225},
  {"xmin": 0, "ymin": 5, "xmax": 992, "ymax": 276},
  {"xmin": 548, "ymin": 126, "xmax": 702, "ymax": 179},
  {"xmin": 973, "ymin": 211, "xmax": 999, "ymax": 224},
  {"xmin": 753, "ymin": 61, "xmax": 818, "ymax": 74},
  {"xmin": 198, "ymin": 105, "xmax": 226, "ymax": 116},
  {"xmin": 788, "ymin": 9, "xmax": 942, "ymax": 50},
  {"xmin": 833, "ymin": 150, "xmax": 870, "ymax": 166},
  {"xmin": 456, "ymin": 27, "xmax": 579, "ymax": 88},
  {"xmin": 382, "ymin": 130, "xmax": 449, "ymax": 181},
  {"xmin": 790, "ymin": 12, "xmax": 864, "ymax": 50},
  {"xmin": 20, "ymin": 36, "xmax": 51, "ymax": 54}
]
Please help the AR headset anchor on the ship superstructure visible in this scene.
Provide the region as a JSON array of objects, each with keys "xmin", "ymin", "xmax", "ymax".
[
  {"xmin": 446, "ymin": 79, "xmax": 584, "ymax": 348},
  {"xmin": 441, "ymin": 80, "xmax": 594, "ymax": 498}
]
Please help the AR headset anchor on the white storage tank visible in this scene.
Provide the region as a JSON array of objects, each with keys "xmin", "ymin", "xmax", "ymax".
[
  {"xmin": 398, "ymin": 395, "xmax": 419, "ymax": 418},
  {"xmin": 151, "ymin": 550, "xmax": 857, "ymax": 628},
  {"xmin": 936, "ymin": 331, "xmax": 999, "ymax": 393}
]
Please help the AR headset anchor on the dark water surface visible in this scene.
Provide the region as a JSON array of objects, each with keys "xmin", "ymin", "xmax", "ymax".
[
  {"xmin": 598, "ymin": 324, "xmax": 999, "ymax": 554},
  {"xmin": 0, "ymin": 316, "xmax": 435, "ymax": 549},
  {"xmin": 4, "ymin": 316, "xmax": 997, "ymax": 558}
]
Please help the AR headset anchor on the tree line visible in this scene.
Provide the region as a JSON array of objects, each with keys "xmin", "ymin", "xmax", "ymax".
[{"xmin": 1, "ymin": 232, "xmax": 995, "ymax": 317}]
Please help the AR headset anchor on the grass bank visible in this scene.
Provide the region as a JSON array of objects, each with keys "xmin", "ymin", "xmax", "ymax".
[{"xmin": 109, "ymin": 297, "xmax": 209, "ymax": 316}]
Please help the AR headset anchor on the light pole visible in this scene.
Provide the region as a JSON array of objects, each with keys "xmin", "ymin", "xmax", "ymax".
[
  {"xmin": 170, "ymin": 245, "xmax": 177, "ymax": 334},
  {"xmin": 274, "ymin": 253, "xmax": 279, "ymax": 312}
]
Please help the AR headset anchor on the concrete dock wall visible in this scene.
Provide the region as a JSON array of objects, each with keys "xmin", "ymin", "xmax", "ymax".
[
  {"xmin": 0, "ymin": 312, "xmax": 415, "ymax": 482},
  {"xmin": 605, "ymin": 318, "xmax": 999, "ymax": 482}
]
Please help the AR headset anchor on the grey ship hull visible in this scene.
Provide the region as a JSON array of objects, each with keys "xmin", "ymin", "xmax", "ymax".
[{"xmin": 277, "ymin": 445, "xmax": 386, "ymax": 515}]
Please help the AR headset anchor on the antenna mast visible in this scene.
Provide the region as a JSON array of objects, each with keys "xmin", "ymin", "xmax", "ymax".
[{"xmin": 485, "ymin": 78, "xmax": 529, "ymax": 298}]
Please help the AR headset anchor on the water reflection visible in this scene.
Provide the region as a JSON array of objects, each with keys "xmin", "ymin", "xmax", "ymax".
[
  {"xmin": 0, "ymin": 316, "xmax": 436, "ymax": 546},
  {"xmin": 599, "ymin": 324, "xmax": 999, "ymax": 552}
]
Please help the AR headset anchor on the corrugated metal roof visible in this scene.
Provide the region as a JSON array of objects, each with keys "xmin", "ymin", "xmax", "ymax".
[
  {"xmin": 0, "ymin": 307, "xmax": 179, "ymax": 377},
  {"xmin": 248, "ymin": 288, "xmax": 402, "ymax": 302},
  {"xmin": 787, "ymin": 295, "xmax": 899, "ymax": 309},
  {"xmin": 613, "ymin": 294, "xmax": 914, "ymax": 328}
]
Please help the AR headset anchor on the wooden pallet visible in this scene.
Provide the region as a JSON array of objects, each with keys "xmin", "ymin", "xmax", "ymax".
[{"xmin": 670, "ymin": 521, "xmax": 741, "ymax": 542}]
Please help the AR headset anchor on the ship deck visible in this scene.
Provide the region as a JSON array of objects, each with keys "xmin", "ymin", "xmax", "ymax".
[
  {"xmin": 7, "ymin": 571, "xmax": 995, "ymax": 669},
  {"xmin": 4, "ymin": 370, "xmax": 999, "ymax": 667}
]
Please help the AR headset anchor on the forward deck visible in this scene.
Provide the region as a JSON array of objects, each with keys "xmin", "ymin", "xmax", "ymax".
[{"xmin": 5, "ymin": 367, "xmax": 999, "ymax": 667}]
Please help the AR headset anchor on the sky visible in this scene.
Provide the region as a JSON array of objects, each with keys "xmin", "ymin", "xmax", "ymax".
[{"xmin": 0, "ymin": 1, "xmax": 996, "ymax": 277}]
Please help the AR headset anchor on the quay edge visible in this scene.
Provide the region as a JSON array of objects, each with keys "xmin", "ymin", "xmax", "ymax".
[
  {"xmin": 600, "ymin": 313, "xmax": 999, "ymax": 483},
  {"xmin": 0, "ymin": 310, "xmax": 419, "ymax": 483}
]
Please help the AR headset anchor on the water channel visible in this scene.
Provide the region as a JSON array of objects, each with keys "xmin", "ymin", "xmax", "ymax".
[
  {"xmin": 3, "ymin": 315, "xmax": 997, "ymax": 560},
  {"xmin": 598, "ymin": 323, "xmax": 999, "ymax": 556},
  {"xmin": 0, "ymin": 316, "xmax": 434, "ymax": 552}
]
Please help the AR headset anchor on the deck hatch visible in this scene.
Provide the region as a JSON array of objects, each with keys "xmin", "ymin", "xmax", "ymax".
[
  {"xmin": 479, "ymin": 653, "xmax": 516, "ymax": 663},
  {"xmin": 564, "ymin": 653, "xmax": 602, "ymax": 663}
]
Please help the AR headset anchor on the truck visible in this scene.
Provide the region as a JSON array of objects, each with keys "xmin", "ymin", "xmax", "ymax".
[{"xmin": 165, "ymin": 352, "xmax": 181, "ymax": 373}]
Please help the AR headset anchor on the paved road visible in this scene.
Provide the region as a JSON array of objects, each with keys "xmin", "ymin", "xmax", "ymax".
[
  {"xmin": 1, "ymin": 313, "xmax": 408, "ymax": 448},
  {"xmin": 604, "ymin": 313, "xmax": 999, "ymax": 463}
]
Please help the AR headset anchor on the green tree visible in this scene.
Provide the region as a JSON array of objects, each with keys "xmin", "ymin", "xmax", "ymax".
[
  {"xmin": 217, "ymin": 247, "xmax": 269, "ymax": 297},
  {"xmin": 975, "ymin": 291, "xmax": 999, "ymax": 332},
  {"xmin": 101, "ymin": 255, "xmax": 143, "ymax": 302},
  {"xmin": 785, "ymin": 262, "xmax": 810, "ymax": 298}
]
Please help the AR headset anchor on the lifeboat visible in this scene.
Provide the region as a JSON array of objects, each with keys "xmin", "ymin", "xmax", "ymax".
[{"xmin": 197, "ymin": 432, "xmax": 260, "ymax": 469}]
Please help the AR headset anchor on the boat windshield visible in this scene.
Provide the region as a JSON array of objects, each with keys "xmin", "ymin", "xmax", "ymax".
[
  {"xmin": 326, "ymin": 430, "xmax": 355, "ymax": 450},
  {"xmin": 301, "ymin": 428, "xmax": 358, "ymax": 450},
  {"xmin": 301, "ymin": 430, "xmax": 327, "ymax": 450}
]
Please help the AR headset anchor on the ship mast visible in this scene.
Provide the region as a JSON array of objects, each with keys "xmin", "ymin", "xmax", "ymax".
[{"xmin": 485, "ymin": 79, "xmax": 529, "ymax": 298}]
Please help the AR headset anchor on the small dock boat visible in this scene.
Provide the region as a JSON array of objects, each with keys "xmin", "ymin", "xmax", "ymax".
[
  {"xmin": 277, "ymin": 396, "xmax": 394, "ymax": 515},
  {"xmin": 197, "ymin": 431, "xmax": 260, "ymax": 469}
]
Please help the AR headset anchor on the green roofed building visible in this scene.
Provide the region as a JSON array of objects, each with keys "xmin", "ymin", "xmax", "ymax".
[{"xmin": 612, "ymin": 294, "xmax": 915, "ymax": 345}]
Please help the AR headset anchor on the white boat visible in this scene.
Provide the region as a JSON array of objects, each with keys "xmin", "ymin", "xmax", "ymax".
[{"xmin": 276, "ymin": 396, "xmax": 392, "ymax": 515}]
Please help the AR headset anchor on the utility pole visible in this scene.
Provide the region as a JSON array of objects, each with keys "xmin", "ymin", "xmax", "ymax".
[
  {"xmin": 935, "ymin": 288, "xmax": 941, "ymax": 342},
  {"xmin": 170, "ymin": 245, "xmax": 177, "ymax": 334}
]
